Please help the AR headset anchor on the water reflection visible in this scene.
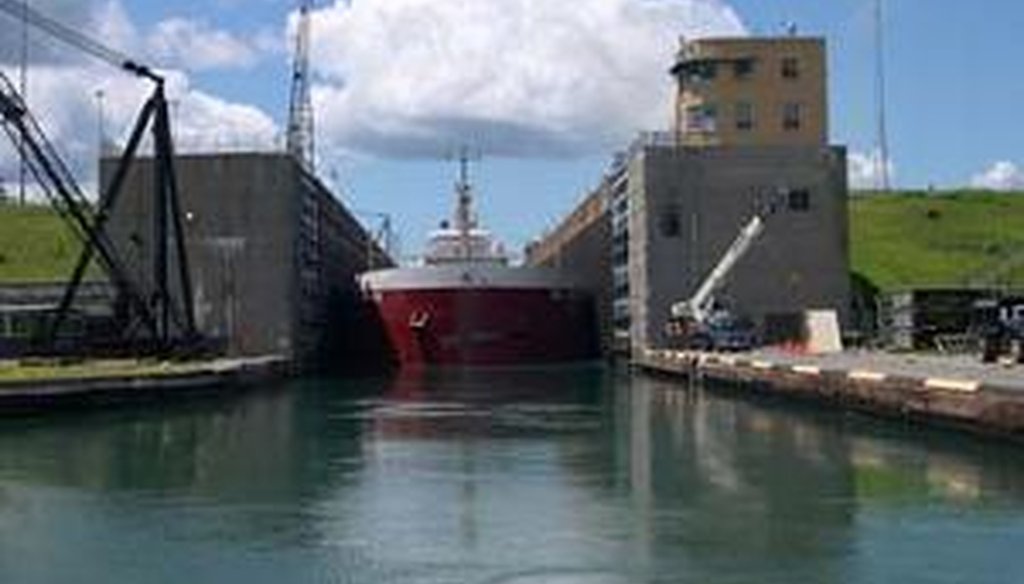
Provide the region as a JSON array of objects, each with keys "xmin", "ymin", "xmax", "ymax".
[
  {"xmin": 331, "ymin": 366, "xmax": 622, "ymax": 582},
  {"xmin": 0, "ymin": 368, "xmax": 1021, "ymax": 583},
  {"xmin": 616, "ymin": 377, "xmax": 858, "ymax": 581},
  {"xmin": 0, "ymin": 385, "xmax": 375, "ymax": 503}
]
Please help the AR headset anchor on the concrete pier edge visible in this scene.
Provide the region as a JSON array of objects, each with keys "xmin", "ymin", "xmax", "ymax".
[
  {"xmin": 0, "ymin": 356, "xmax": 293, "ymax": 414},
  {"xmin": 636, "ymin": 349, "xmax": 1024, "ymax": 442}
]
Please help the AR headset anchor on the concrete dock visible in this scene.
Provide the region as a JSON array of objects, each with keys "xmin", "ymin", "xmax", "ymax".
[
  {"xmin": 0, "ymin": 355, "xmax": 291, "ymax": 413},
  {"xmin": 637, "ymin": 348, "xmax": 1024, "ymax": 441}
]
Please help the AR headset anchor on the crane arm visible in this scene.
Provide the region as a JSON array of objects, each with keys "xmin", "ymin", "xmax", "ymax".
[
  {"xmin": 0, "ymin": 2, "xmax": 198, "ymax": 349},
  {"xmin": 671, "ymin": 214, "xmax": 766, "ymax": 323},
  {"xmin": 0, "ymin": 71, "xmax": 159, "ymax": 336},
  {"xmin": 0, "ymin": 0, "xmax": 161, "ymax": 82}
]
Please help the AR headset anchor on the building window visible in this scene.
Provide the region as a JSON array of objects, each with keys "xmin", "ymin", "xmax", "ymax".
[
  {"xmin": 781, "ymin": 57, "xmax": 800, "ymax": 79},
  {"xmin": 735, "ymin": 102, "xmax": 754, "ymax": 131},
  {"xmin": 658, "ymin": 206, "xmax": 681, "ymax": 238},
  {"xmin": 686, "ymin": 104, "xmax": 718, "ymax": 133},
  {"xmin": 679, "ymin": 59, "xmax": 717, "ymax": 84},
  {"xmin": 733, "ymin": 58, "xmax": 755, "ymax": 79},
  {"xmin": 788, "ymin": 189, "xmax": 811, "ymax": 211},
  {"xmin": 694, "ymin": 60, "xmax": 717, "ymax": 81},
  {"xmin": 782, "ymin": 102, "xmax": 801, "ymax": 131}
]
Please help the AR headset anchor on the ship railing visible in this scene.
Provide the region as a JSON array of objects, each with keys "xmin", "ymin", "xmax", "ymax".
[{"xmin": 398, "ymin": 253, "xmax": 527, "ymax": 268}]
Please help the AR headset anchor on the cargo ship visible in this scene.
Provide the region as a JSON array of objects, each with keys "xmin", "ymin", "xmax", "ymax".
[{"xmin": 359, "ymin": 160, "xmax": 596, "ymax": 367}]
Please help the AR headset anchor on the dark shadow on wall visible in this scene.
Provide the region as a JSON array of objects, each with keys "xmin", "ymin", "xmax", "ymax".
[
  {"xmin": 850, "ymin": 271, "xmax": 881, "ymax": 342},
  {"xmin": 315, "ymin": 285, "xmax": 396, "ymax": 376}
]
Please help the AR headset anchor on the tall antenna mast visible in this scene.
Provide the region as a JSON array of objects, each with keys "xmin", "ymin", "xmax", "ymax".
[
  {"xmin": 450, "ymin": 146, "xmax": 480, "ymax": 259},
  {"xmin": 287, "ymin": 0, "xmax": 315, "ymax": 172},
  {"xmin": 455, "ymin": 146, "xmax": 474, "ymax": 234},
  {"xmin": 874, "ymin": 0, "xmax": 891, "ymax": 193},
  {"xmin": 458, "ymin": 146, "xmax": 471, "ymax": 189}
]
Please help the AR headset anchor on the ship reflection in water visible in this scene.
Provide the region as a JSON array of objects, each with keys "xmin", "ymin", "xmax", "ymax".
[{"xmin": 1, "ymin": 369, "xmax": 1023, "ymax": 583}]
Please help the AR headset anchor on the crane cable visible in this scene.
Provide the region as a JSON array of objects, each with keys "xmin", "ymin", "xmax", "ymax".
[{"xmin": 0, "ymin": 0, "xmax": 160, "ymax": 82}]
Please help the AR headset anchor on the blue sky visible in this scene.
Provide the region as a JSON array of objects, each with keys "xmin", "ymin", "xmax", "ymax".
[{"xmin": 5, "ymin": 0, "xmax": 1024, "ymax": 258}]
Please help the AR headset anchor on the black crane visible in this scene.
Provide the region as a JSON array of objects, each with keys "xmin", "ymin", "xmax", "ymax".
[{"xmin": 0, "ymin": 0, "xmax": 198, "ymax": 353}]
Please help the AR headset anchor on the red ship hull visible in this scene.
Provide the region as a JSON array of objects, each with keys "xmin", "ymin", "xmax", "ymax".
[{"xmin": 367, "ymin": 286, "xmax": 597, "ymax": 367}]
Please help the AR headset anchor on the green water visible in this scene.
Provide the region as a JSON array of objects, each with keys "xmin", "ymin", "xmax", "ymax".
[{"xmin": 0, "ymin": 367, "xmax": 1022, "ymax": 583}]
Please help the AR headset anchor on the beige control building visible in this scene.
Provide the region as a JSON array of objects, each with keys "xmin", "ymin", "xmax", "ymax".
[
  {"xmin": 528, "ymin": 35, "xmax": 850, "ymax": 357},
  {"xmin": 672, "ymin": 37, "xmax": 828, "ymax": 147}
]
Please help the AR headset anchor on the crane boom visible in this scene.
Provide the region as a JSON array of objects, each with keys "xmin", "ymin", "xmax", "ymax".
[
  {"xmin": 0, "ymin": 0, "xmax": 160, "ymax": 82},
  {"xmin": 671, "ymin": 211, "xmax": 768, "ymax": 324},
  {"xmin": 0, "ymin": 71, "xmax": 159, "ymax": 336},
  {"xmin": 0, "ymin": 3, "xmax": 198, "ymax": 352}
]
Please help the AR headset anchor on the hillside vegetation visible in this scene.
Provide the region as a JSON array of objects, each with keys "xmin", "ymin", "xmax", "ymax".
[
  {"xmin": 0, "ymin": 202, "xmax": 85, "ymax": 282},
  {"xmin": 3, "ymin": 192, "xmax": 1024, "ymax": 291},
  {"xmin": 850, "ymin": 191, "xmax": 1024, "ymax": 291}
]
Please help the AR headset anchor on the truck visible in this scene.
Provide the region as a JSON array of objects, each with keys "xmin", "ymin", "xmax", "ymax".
[
  {"xmin": 665, "ymin": 204, "xmax": 774, "ymax": 351},
  {"xmin": 972, "ymin": 297, "xmax": 1024, "ymax": 363}
]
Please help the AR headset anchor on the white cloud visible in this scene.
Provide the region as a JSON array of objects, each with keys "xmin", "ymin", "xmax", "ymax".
[
  {"xmin": 1, "ymin": 64, "xmax": 279, "ymax": 197},
  {"xmin": 0, "ymin": 0, "xmax": 271, "ymax": 72},
  {"xmin": 91, "ymin": 0, "xmax": 139, "ymax": 57},
  {"xmin": 166, "ymin": 74, "xmax": 279, "ymax": 152},
  {"xmin": 848, "ymin": 149, "xmax": 895, "ymax": 190},
  {"xmin": 148, "ymin": 18, "xmax": 263, "ymax": 71},
  {"xmin": 970, "ymin": 161, "xmax": 1024, "ymax": 191},
  {"xmin": 307, "ymin": 0, "xmax": 746, "ymax": 158},
  {"xmin": 0, "ymin": 0, "xmax": 123, "ymax": 66},
  {"xmin": 0, "ymin": 0, "xmax": 279, "ymax": 201}
]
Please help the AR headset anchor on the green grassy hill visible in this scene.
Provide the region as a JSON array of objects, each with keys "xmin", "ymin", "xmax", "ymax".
[
  {"xmin": 850, "ymin": 190, "xmax": 1024, "ymax": 291},
  {"xmin": 0, "ymin": 202, "xmax": 85, "ymax": 282},
  {"xmin": 3, "ymin": 192, "xmax": 1024, "ymax": 291}
]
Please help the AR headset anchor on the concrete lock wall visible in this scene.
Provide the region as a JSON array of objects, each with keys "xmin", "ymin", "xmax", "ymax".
[
  {"xmin": 103, "ymin": 154, "xmax": 297, "ymax": 357},
  {"xmin": 629, "ymin": 144, "xmax": 850, "ymax": 353},
  {"xmin": 101, "ymin": 153, "xmax": 389, "ymax": 367},
  {"xmin": 527, "ymin": 190, "xmax": 613, "ymax": 355}
]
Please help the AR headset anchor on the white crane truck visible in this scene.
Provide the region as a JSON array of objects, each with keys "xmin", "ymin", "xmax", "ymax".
[{"xmin": 666, "ymin": 205, "xmax": 775, "ymax": 351}]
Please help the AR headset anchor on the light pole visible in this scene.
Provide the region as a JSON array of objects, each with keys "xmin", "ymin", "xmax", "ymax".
[
  {"xmin": 874, "ymin": 0, "xmax": 891, "ymax": 193},
  {"xmin": 354, "ymin": 209, "xmax": 395, "ymax": 269},
  {"xmin": 169, "ymin": 98, "xmax": 180, "ymax": 143},
  {"xmin": 94, "ymin": 88, "xmax": 106, "ymax": 155}
]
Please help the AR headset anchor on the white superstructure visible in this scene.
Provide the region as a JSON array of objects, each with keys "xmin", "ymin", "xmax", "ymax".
[
  {"xmin": 421, "ymin": 153, "xmax": 507, "ymax": 267},
  {"xmin": 360, "ymin": 153, "xmax": 576, "ymax": 293}
]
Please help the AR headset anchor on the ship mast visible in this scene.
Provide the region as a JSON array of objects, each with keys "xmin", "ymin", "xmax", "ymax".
[{"xmin": 453, "ymin": 148, "xmax": 477, "ymax": 259}]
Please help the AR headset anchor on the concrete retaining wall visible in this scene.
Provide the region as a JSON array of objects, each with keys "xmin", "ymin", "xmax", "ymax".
[
  {"xmin": 0, "ymin": 357, "xmax": 291, "ymax": 414},
  {"xmin": 637, "ymin": 349, "xmax": 1024, "ymax": 441}
]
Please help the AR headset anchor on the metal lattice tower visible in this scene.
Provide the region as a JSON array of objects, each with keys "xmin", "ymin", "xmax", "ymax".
[{"xmin": 287, "ymin": 0, "xmax": 315, "ymax": 171}]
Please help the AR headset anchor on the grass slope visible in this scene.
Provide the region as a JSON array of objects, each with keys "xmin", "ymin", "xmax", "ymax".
[
  {"xmin": 0, "ymin": 202, "xmax": 85, "ymax": 282},
  {"xmin": 851, "ymin": 191, "xmax": 1024, "ymax": 291},
  {"xmin": 3, "ymin": 192, "xmax": 1024, "ymax": 292}
]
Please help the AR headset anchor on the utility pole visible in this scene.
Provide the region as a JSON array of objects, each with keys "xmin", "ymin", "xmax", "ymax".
[
  {"xmin": 94, "ymin": 88, "xmax": 105, "ymax": 154},
  {"xmin": 355, "ymin": 210, "xmax": 394, "ymax": 269},
  {"xmin": 170, "ymin": 98, "xmax": 180, "ymax": 143}
]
